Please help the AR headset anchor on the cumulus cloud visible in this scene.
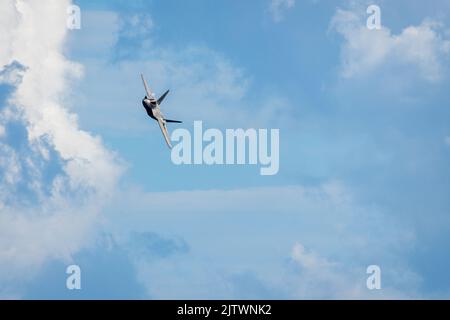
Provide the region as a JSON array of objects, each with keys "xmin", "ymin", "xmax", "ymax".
[
  {"xmin": 0, "ymin": 0, "xmax": 123, "ymax": 296},
  {"xmin": 330, "ymin": 8, "xmax": 450, "ymax": 82},
  {"xmin": 269, "ymin": 0, "xmax": 296, "ymax": 22}
]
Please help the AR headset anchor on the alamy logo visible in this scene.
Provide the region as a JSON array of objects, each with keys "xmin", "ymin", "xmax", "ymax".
[
  {"xmin": 67, "ymin": 5, "xmax": 81, "ymax": 30},
  {"xmin": 366, "ymin": 265, "xmax": 381, "ymax": 290},
  {"xmin": 170, "ymin": 121, "xmax": 279, "ymax": 175},
  {"xmin": 66, "ymin": 265, "xmax": 81, "ymax": 290},
  {"xmin": 366, "ymin": 5, "xmax": 381, "ymax": 30}
]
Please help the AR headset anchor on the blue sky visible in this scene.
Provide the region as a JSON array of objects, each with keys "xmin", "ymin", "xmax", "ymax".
[{"xmin": 1, "ymin": 0, "xmax": 450, "ymax": 299}]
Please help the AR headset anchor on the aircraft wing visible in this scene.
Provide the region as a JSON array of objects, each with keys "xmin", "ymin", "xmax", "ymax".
[
  {"xmin": 157, "ymin": 118, "xmax": 172, "ymax": 149},
  {"xmin": 141, "ymin": 73, "xmax": 154, "ymax": 98}
]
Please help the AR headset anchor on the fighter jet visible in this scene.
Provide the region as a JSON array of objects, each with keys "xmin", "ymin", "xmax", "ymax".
[{"xmin": 140, "ymin": 74, "xmax": 182, "ymax": 148}]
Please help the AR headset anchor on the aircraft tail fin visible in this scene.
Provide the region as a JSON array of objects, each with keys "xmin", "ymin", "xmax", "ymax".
[{"xmin": 157, "ymin": 90, "xmax": 170, "ymax": 105}]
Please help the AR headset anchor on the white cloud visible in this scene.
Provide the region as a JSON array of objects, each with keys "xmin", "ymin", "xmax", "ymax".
[
  {"xmin": 288, "ymin": 242, "xmax": 419, "ymax": 299},
  {"xmin": 110, "ymin": 181, "xmax": 419, "ymax": 298},
  {"xmin": 269, "ymin": 0, "xmax": 296, "ymax": 22},
  {"xmin": 289, "ymin": 242, "xmax": 360, "ymax": 299},
  {"xmin": 0, "ymin": 61, "xmax": 27, "ymax": 85},
  {"xmin": 0, "ymin": 0, "xmax": 123, "ymax": 295},
  {"xmin": 120, "ymin": 13, "xmax": 153, "ymax": 39},
  {"xmin": 0, "ymin": 143, "xmax": 21, "ymax": 188},
  {"xmin": 331, "ymin": 9, "xmax": 450, "ymax": 82},
  {"xmin": 291, "ymin": 242, "xmax": 333, "ymax": 270}
]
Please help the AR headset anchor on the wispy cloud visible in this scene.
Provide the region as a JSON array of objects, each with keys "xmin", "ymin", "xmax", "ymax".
[
  {"xmin": 110, "ymin": 181, "xmax": 419, "ymax": 298},
  {"xmin": 72, "ymin": 11, "xmax": 295, "ymax": 133},
  {"xmin": 288, "ymin": 242, "xmax": 420, "ymax": 299},
  {"xmin": 268, "ymin": 0, "xmax": 296, "ymax": 22}
]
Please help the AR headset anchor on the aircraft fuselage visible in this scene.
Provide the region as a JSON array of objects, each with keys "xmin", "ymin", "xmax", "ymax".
[{"xmin": 142, "ymin": 98, "xmax": 157, "ymax": 120}]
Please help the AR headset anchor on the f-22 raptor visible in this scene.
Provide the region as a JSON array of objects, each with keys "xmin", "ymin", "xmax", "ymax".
[{"xmin": 140, "ymin": 74, "xmax": 182, "ymax": 148}]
